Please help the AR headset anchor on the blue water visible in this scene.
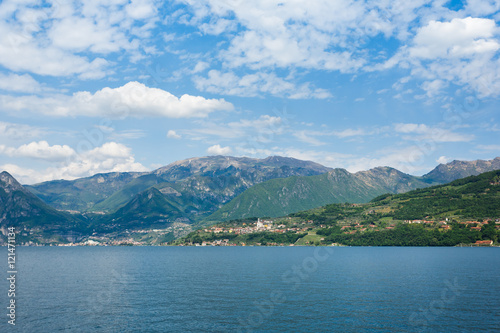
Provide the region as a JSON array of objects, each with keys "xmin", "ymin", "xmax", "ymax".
[{"xmin": 1, "ymin": 247, "xmax": 499, "ymax": 332}]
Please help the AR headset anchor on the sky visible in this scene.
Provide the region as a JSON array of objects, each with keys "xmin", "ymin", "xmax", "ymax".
[{"xmin": 0, "ymin": 0, "xmax": 500, "ymax": 184}]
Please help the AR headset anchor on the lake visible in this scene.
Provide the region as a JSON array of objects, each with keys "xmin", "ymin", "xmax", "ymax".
[{"xmin": 1, "ymin": 246, "xmax": 499, "ymax": 332}]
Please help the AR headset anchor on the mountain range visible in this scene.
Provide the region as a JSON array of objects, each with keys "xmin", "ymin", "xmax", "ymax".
[
  {"xmin": 205, "ymin": 166, "xmax": 430, "ymax": 223},
  {"xmin": 2, "ymin": 155, "xmax": 500, "ymax": 243},
  {"xmin": 179, "ymin": 168, "xmax": 500, "ymax": 247},
  {"xmin": 0, "ymin": 171, "xmax": 85, "ymax": 240}
]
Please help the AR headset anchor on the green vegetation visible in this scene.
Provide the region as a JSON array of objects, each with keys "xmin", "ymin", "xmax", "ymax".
[
  {"xmin": 316, "ymin": 222, "xmax": 492, "ymax": 246},
  {"xmin": 178, "ymin": 170, "xmax": 500, "ymax": 246},
  {"xmin": 3, "ymin": 158, "xmax": 500, "ymax": 246},
  {"xmin": 204, "ymin": 167, "xmax": 430, "ymax": 223},
  {"xmin": 177, "ymin": 229, "xmax": 307, "ymax": 246}
]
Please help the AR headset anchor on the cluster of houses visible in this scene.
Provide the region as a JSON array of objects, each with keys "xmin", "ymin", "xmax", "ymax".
[
  {"xmin": 203, "ymin": 218, "xmax": 313, "ymax": 235},
  {"xmin": 58, "ymin": 237, "xmax": 145, "ymax": 246},
  {"xmin": 338, "ymin": 218, "xmax": 500, "ymax": 235},
  {"xmin": 404, "ymin": 219, "xmax": 499, "ymax": 231},
  {"xmin": 340, "ymin": 224, "xmax": 380, "ymax": 234}
]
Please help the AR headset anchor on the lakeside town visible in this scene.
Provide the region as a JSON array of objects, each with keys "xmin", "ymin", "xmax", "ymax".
[
  {"xmin": 175, "ymin": 217, "xmax": 500, "ymax": 247},
  {"xmin": 3, "ymin": 217, "xmax": 499, "ymax": 247}
]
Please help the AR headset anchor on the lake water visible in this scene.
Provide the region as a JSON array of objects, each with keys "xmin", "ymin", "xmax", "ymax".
[{"xmin": 1, "ymin": 246, "xmax": 499, "ymax": 332}]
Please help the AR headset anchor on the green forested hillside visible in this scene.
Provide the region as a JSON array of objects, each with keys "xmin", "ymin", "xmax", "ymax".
[
  {"xmin": 180, "ymin": 170, "xmax": 500, "ymax": 246},
  {"xmin": 289, "ymin": 169, "xmax": 500, "ymax": 222},
  {"xmin": 204, "ymin": 167, "xmax": 429, "ymax": 224},
  {"xmin": 0, "ymin": 172, "xmax": 87, "ymax": 244}
]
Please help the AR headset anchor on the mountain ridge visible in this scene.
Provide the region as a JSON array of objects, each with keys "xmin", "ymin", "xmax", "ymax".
[
  {"xmin": 2, "ymin": 155, "xmax": 500, "ymax": 244},
  {"xmin": 203, "ymin": 166, "xmax": 431, "ymax": 223},
  {"xmin": 0, "ymin": 171, "xmax": 84, "ymax": 240}
]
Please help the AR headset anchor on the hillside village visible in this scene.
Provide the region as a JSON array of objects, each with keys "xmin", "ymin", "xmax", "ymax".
[{"xmin": 177, "ymin": 216, "xmax": 500, "ymax": 247}]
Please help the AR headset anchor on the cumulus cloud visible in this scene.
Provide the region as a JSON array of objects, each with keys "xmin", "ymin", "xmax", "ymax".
[
  {"xmin": 409, "ymin": 17, "xmax": 500, "ymax": 59},
  {"xmin": 0, "ymin": 82, "xmax": 234, "ymax": 118},
  {"xmin": 1, "ymin": 141, "xmax": 148, "ymax": 184},
  {"xmin": 0, "ymin": 164, "xmax": 37, "ymax": 184},
  {"xmin": 0, "ymin": 141, "xmax": 75, "ymax": 162},
  {"xmin": 386, "ymin": 17, "xmax": 500, "ymax": 97},
  {"xmin": 207, "ymin": 144, "xmax": 232, "ymax": 155}
]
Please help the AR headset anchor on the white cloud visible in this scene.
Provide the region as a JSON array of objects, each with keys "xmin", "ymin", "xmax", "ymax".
[
  {"xmin": 436, "ymin": 155, "xmax": 449, "ymax": 164},
  {"xmin": 207, "ymin": 144, "xmax": 232, "ymax": 155},
  {"xmin": 0, "ymin": 0, "xmax": 159, "ymax": 78},
  {"xmin": 0, "ymin": 141, "xmax": 75, "ymax": 162},
  {"xmin": 110, "ymin": 130, "xmax": 146, "ymax": 140},
  {"xmin": 0, "ymin": 73, "xmax": 43, "ymax": 93},
  {"xmin": 184, "ymin": 115, "xmax": 285, "ymax": 141},
  {"xmin": 0, "ymin": 81, "xmax": 234, "ymax": 118},
  {"xmin": 167, "ymin": 130, "xmax": 181, "ymax": 139},
  {"xmin": 0, "ymin": 121, "xmax": 45, "ymax": 140},
  {"xmin": 0, "ymin": 20, "xmax": 109, "ymax": 78},
  {"xmin": 465, "ymin": 0, "xmax": 500, "ymax": 16},
  {"xmin": 194, "ymin": 70, "xmax": 331, "ymax": 99},
  {"xmin": 394, "ymin": 123, "xmax": 474, "ymax": 142},
  {"xmin": 1, "ymin": 141, "xmax": 148, "ymax": 184},
  {"xmin": 180, "ymin": 1, "xmax": 461, "ymax": 72},
  {"xmin": 345, "ymin": 146, "xmax": 433, "ymax": 175},
  {"xmin": 0, "ymin": 164, "xmax": 37, "ymax": 184},
  {"xmin": 179, "ymin": 3, "xmax": 500, "ymax": 99},
  {"xmin": 475, "ymin": 144, "xmax": 500, "ymax": 151},
  {"xmin": 386, "ymin": 17, "xmax": 500, "ymax": 97},
  {"xmin": 193, "ymin": 61, "xmax": 209, "ymax": 73},
  {"xmin": 125, "ymin": 0, "xmax": 157, "ymax": 20},
  {"xmin": 332, "ymin": 128, "xmax": 367, "ymax": 138},
  {"xmin": 87, "ymin": 142, "xmax": 131, "ymax": 159},
  {"xmin": 293, "ymin": 131, "xmax": 325, "ymax": 146},
  {"xmin": 234, "ymin": 145, "xmax": 353, "ymax": 169},
  {"xmin": 409, "ymin": 17, "xmax": 500, "ymax": 59}
]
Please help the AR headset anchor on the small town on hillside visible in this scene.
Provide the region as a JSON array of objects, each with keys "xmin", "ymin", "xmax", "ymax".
[{"xmin": 180, "ymin": 217, "xmax": 500, "ymax": 247}]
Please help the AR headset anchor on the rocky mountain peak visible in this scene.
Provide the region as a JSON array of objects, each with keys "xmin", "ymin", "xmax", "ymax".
[
  {"xmin": 0, "ymin": 171, "xmax": 24, "ymax": 193},
  {"xmin": 423, "ymin": 156, "xmax": 500, "ymax": 183}
]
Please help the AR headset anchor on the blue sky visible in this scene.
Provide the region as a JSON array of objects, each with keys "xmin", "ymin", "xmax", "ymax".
[{"xmin": 0, "ymin": 0, "xmax": 500, "ymax": 184}]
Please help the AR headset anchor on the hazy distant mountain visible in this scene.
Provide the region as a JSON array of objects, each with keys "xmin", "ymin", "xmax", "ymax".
[
  {"xmin": 19, "ymin": 155, "xmax": 500, "ymax": 233},
  {"xmin": 94, "ymin": 187, "xmax": 185, "ymax": 231},
  {"xmin": 90, "ymin": 155, "xmax": 333, "ymax": 215},
  {"xmin": 205, "ymin": 167, "xmax": 429, "ymax": 223},
  {"xmin": 5, "ymin": 155, "xmax": 500, "ymax": 243},
  {"xmin": 27, "ymin": 156, "xmax": 331, "ymax": 214},
  {"xmin": 0, "ymin": 172, "xmax": 83, "ymax": 234},
  {"xmin": 27, "ymin": 171, "xmax": 147, "ymax": 212},
  {"xmin": 422, "ymin": 157, "xmax": 500, "ymax": 184}
]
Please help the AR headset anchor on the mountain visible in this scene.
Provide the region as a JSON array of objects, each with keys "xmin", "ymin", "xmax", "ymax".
[
  {"xmin": 19, "ymin": 155, "xmax": 500, "ymax": 236},
  {"xmin": 204, "ymin": 167, "xmax": 429, "ymax": 223},
  {"xmin": 90, "ymin": 155, "xmax": 332, "ymax": 216},
  {"xmin": 94, "ymin": 187, "xmax": 184, "ymax": 231},
  {"xmin": 0, "ymin": 172, "xmax": 85, "ymax": 241},
  {"xmin": 27, "ymin": 171, "xmax": 146, "ymax": 212},
  {"xmin": 422, "ymin": 157, "xmax": 500, "ymax": 184},
  {"xmin": 180, "ymin": 169, "xmax": 500, "ymax": 247}
]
